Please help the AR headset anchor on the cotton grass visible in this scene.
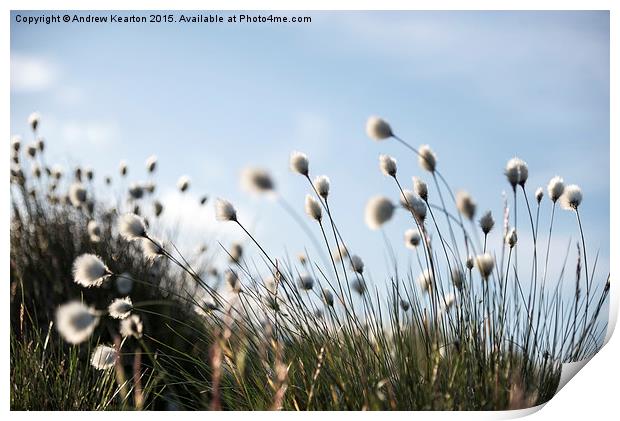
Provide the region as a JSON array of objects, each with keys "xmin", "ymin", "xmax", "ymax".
[
  {"xmin": 241, "ymin": 167, "xmax": 275, "ymax": 193},
  {"xmin": 304, "ymin": 194, "xmax": 322, "ymax": 222},
  {"xmin": 418, "ymin": 145, "xmax": 437, "ymax": 173},
  {"xmin": 313, "ymin": 175, "xmax": 330, "ymax": 199},
  {"xmin": 119, "ymin": 213, "xmax": 147, "ymax": 241},
  {"xmin": 560, "ymin": 184, "xmax": 583, "ymax": 210},
  {"xmin": 290, "ymin": 151, "xmax": 309, "ymax": 176},
  {"xmin": 90, "ymin": 345, "xmax": 118, "ymax": 370},
  {"xmin": 55, "ymin": 301, "xmax": 99, "ymax": 344},
  {"xmin": 72, "ymin": 254, "xmax": 111, "ymax": 288},
  {"xmin": 366, "ymin": 116, "xmax": 393, "ymax": 141},
  {"xmin": 215, "ymin": 198, "xmax": 237, "ymax": 221},
  {"xmin": 379, "ymin": 154, "xmax": 397, "ymax": 177},
  {"xmin": 547, "ymin": 176, "xmax": 565, "ymax": 203},
  {"xmin": 120, "ymin": 314, "xmax": 143, "ymax": 339},
  {"xmin": 365, "ymin": 196, "xmax": 395, "ymax": 230},
  {"xmin": 108, "ymin": 297, "xmax": 133, "ymax": 319}
]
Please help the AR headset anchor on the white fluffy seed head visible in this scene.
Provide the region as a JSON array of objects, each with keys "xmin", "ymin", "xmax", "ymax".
[
  {"xmin": 11, "ymin": 135, "xmax": 21, "ymax": 152},
  {"xmin": 120, "ymin": 314, "xmax": 143, "ymax": 339},
  {"xmin": 366, "ymin": 116, "xmax": 393, "ymax": 141},
  {"xmin": 413, "ymin": 177, "xmax": 428, "ymax": 201},
  {"xmin": 560, "ymin": 184, "xmax": 583, "ymax": 210},
  {"xmin": 177, "ymin": 175, "xmax": 191, "ymax": 192},
  {"xmin": 226, "ymin": 270, "xmax": 241, "ymax": 293},
  {"xmin": 506, "ymin": 228, "xmax": 518, "ymax": 248},
  {"xmin": 350, "ymin": 254, "xmax": 364, "ymax": 274},
  {"xmin": 28, "ymin": 112, "xmax": 41, "ymax": 131},
  {"xmin": 241, "ymin": 167, "xmax": 275, "ymax": 194},
  {"xmin": 142, "ymin": 237, "xmax": 164, "ymax": 260},
  {"xmin": 456, "ymin": 190, "xmax": 476, "ymax": 221},
  {"xmin": 547, "ymin": 176, "xmax": 565, "ymax": 203},
  {"xmin": 119, "ymin": 213, "xmax": 147, "ymax": 241},
  {"xmin": 332, "ymin": 244, "xmax": 349, "ymax": 262},
  {"xmin": 68, "ymin": 182, "xmax": 87, "ymax": 207},
  {"xmin": 298, "ymin": 274, "xmax": 315, "ymax": 291},
  {"xmin": 418, "ymin": 145, "xmax": 437, "ymax": 172},
  {"xmin": 116, "ymin": 272, "xmax": 134, "ymax": 295},
  {"xmin": 313, "ymin": 175, "xmax": 330, "ymax": 199},
  {"xmin": 108, "ymin": 297, "xmax": 133, "ymax": 319},
  {"xmin": 475, "ymin": 253, "xmax": 495, "ymax": 280},
  {"xmin": 229, "ymin": 242, "xmax": 243, "ymax": 262},
  {"xmin": 535, "ymin": 187, "xmax": 544, "ymax": 204},
  {"xmin": 379, "ymin": 154, "xmax": 397, "ymax": 177},
  {"xmin": 451, "ymin": 267, "xmax": 464, "ymax": 290},
  {"xmin": 400, "ymin": 190, "xmax": 427, "ymax": 223},
  {"xmin": 466, "ymin": 256, "xmax": 474, "ymax": 270},
  {"xmin": 479, "ymin": 210, "xmax": 495, "ymax": 235},
  {"xmin": 119, "ymin": 160, "xmax": 128, "ymax": 177},
  {"xmin": 90, "ymin": 345, "xmax": 118, "ymax": 370},
  {"xmin": 215, "ymin": 198, "xmax": 237, "ymax": 221},
  {"xmin": 87, "ymin": 220, "xmax": 102, "ymax": 242},
  {"xmin": 145, "ymin": 155, "xmax": 157, "ymax": 173},
  {"xmin": 55, "ymin": 301, "xmax": 99, "ymax": 344},
  {"xmin": 404, "ymin": 228, "xmax": 422, "ymax": 249},
  {"xmin": 304, "ymin": 194, "xmax": 322, "ymax": 222},
  {"xmin": 417, "ymin": 269, "xmax": 434, "ymax": 293},
  {"xmin": 365, "ymin": 196, "xmax": 395, "ymax": 230},
  {"xmin": 72, "ymin": 254, "xmax": 111, "ymax": 287},
  {"xmin": 505, "ymin": 157, "xmax": 528, "ymax": 188},
  {"xmin": 290, "ymin": 151, "xmax": 309, "ymax": 176}
]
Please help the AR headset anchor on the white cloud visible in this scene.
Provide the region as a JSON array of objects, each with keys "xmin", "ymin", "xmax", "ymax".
[{"xmin": 11, "ymin": 53, "xmax": 59, "ymax": 92}]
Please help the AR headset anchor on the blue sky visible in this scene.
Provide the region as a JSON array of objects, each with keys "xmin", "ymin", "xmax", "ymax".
[{"xmin": 10, "ymin": 11, "xmax": 610, "ymax": 292}]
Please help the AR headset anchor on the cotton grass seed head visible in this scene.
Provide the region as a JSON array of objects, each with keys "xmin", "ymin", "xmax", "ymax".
[
  {"xmin": 304, "ymin": 194, "xmax": 322, "ymax": 222},
  {"xmin": 108, "ymin": 297, "xmax": 133, "ymax": 319},
  {"xmin": 120, "ymin": 314, "xmax": 143, "ymax": 339},
  {"xmin": 560, "ymin": 184, "xmax": 583, "ymax": 210},
  {"xmin": 26, "ymin": 143, "xmax": 37, "ymax": 158},
  {"xmin": 229, "ymin": 242, "xmax": 243, "ymax": 262},
  {"xmin": 466, "ymin": 256, "xmax": 474, "ymax": 270},
  {"xmin": 290, "ymin": 151, "xmax": 309, "ymax": 176},
  {"xmin": 475, "ymin": 253, "xmax": 495, "ymax": 280},
  {"xmin": 226, "ymin": 270, "xmax": 241, "ymax": 293},
  {"xmin": 400, "ymin": 190, "xmax": 427, "ymax": 223},
  {"xmin": 313, "ymin": 175, "xmax": 330, "ymax": 199},
  {"xmin": 547, "ymin": 176, "xmax": 565, "ymax": 203},
  {"xmin": 365, "ymin": 196, "xmax": 395, "ymax": 230},
  {"xmin": 417, "ymin": 269, "xmax": 434, "ymax": 293},
  {"xmin": 28, "ymin": 112, "xmax": 41, "ymax": 131},
  {"xmin": 506, "ymin": 228, "xmax": 518, "ymax": 248},
  {"xmin": 87, "ymin": 220, "xmax": 102, "ymax": 242},
  {"xmin": 404, "ymin": 228, "xmax": 421, "ymax": 249},
  {"xmin": 91, "ymin": 345, "xmax": 118, "ymax": 370},
  {"xmin": 351, "ymin": 278, "xmax": 367, "ymax": 295},
  {"xmin": 153, "ymin": 200, "xmax": 164, "ymax": 217},
  {"xmin": 69, "ymin": 182, "xmax": 87, "ymax": 207},
  {"xmin": 332, "ymin": 244, "xmax": 349, "ymax": 262},
  {"xmin": 413, "ymin": 177, "xmax": 428, "ymax": 202},
  {"xmin": 400, "ymin": 299, "xmax": 410, "ymax": 312},
  {"xmin": 73, "ymin": 254, "xmax": 111, "ymax": 287},
  {"xmin": 11, "ymin": 136, "xmax": 21, "ymax": 152},
  {"xmin": 366, "ymin": 116, "xmax": 393, "ymax": 141},
  {"xmin": 177, "ymin": 175, "xmax": 191, "ymax": 192},
  {"xmin": 146, "ymin": 155, "xmax": 157, "ymax": 173},
  {"xmin": 119, "ymin": 213, "xmax": 147, "ymax": 241},
  {"xmin": 116, "ymin": 272, "xmax": 134, "ymax": 295},
  {"xmin": 241, "ymin": 167, "xmax": 275, "ymax": 194},
  {"xmin": 456, "ymin": 190, "xmax": 476, "ymax": 220},
  {"xmin": 55, "ymin": 301, "xmax": 99, "ymax": 344},
  {"xmin": 418, "ymin": 145, "xmax": 437, "ymax": 173},
  {"xmin": 350, "ymin": 254, "xmax": 364, "ymax": 274},
  {"xmin": 379, "ymin": 154, "xmax": 397, "ymax": 177},
  {"xmin": 119, "ymin": 160, "xmax": 128, "ymax": 177},
  {"xmin": 128, "ymin": 183, "xmax": 144, "ymax": 200},
  {"xmin": 298, "ymin": 274, "xmax": 315, "ymax": 291},
  {"xmin": 505, "ymin": 157, "xmax": 528, "ymax": 188},
  {"xmin": 479, "ymin": 210, "xmax": 494, "ymax": 235},
  {"xmin": 215, "ymin": 198, "xmax": 237, "ymax": 221},
  {"xmin": 535, "ymin": 187, "xmax": 544, "ymax": 204},
  {"xmin": 451, "ymin": 267, "xmax": 464, "ymax": 290},
  {"xmin": 142, "ymin": 237, "xmax": 164, "ymax": 260}
]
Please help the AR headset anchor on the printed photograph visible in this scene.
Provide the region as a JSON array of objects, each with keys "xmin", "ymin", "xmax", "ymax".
[{"xmin": 10, "ymin": 10, "xmax": 611, "ymax": 411}]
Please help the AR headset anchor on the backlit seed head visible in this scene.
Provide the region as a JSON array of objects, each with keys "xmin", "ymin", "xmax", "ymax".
[
  {"xmin": 456, "ymin": 190, "xmax": 476, "ymax": 221},
  {"xmin": 505, "ymin": 157, "xmax": 528, "ymax": 188},
  {"xmin": 413, "ymin": 177, "xmax": 428, "ymax": 201},
  {"xmin": 418, "ymin": 145, "xmax": 437, "ymax": 173},
  {"xmin": 226, "ymin": 270, "xmax": 241, "ymax": 293},
  {"xmin": 142, "ymin": 237, "xmax": 164, "ymax": 260},
  {"xmin": 547, "ymin": 176, "xmax": 565, "ymax": 203},
  {"xmin": 36, "ymin": 137, "xmax": 45, "ymax": 152},
  {"xmin": 332, "ymin": 244, "xmax": 349, "ymax": 262},
  {"xmin": 146, "ymin": 155, "xmax": 158, "ymax": 173},
  {"xmin": 11, "ymin": 136, "xmax": 21, "ymax": 152},
  {"xmin": 417, "ymin": 269, "xmax": 434, "ymax": 293},
  {"xmin": 120, "ymin": 314, "xmax": 143, "ymax": 339},
  {"xmin": 55, "ymin": 301, "xmax": 99, "ymax": 344},
  {"xmin": 560, "ymin": 184, "xmax": 583, "ymax": 210},
  {"xmin": 535, "ymin": 187, "xmax": 544, "ymax": 204},
  {"xmin": 404, "ymin": 228, "xmax": 421, "ymax": 249},
  {"xmin": 241, "ymin": 167, "xmax": 275, "ymax": 193},
  {"xmin": 350, "ymin": 254, "xmax": 364, "ymax": 274},
  {"xmin": 28, "ymin": 112, "xmax": 41, "ymax": 131},
  {"xmin": 290, "ymin": 151, "xmax": 309, "ymax": 176},
  {"xmin": 72, "ymin": 254, "xmax": 111, "ymax": 288},
  {"xmin": 298, "ymin": 274, "xmax": 315, "ymax": 291},
  {"xmin": 215, "ymin": 198, "xmax": 237, "ymax": 221},
  {"xmin": 475, "ymin": 253, "xmax": 495, "ymax": 280},
  {"xmin": 108, "ymin": 297, "xmax": 133, "ymax": 319},
  {"xmin": 506, "ymin": 228, "xmax": 518, "ymax": 248},
  {"xmin": 379, "ymin": 154, "xmax": 397, "ymax": 177},
  {"xmin": 128, "ymin": 183, "xmax": 144, "ymax": 200},
  {"xmin": 304, "ymin": 194, "xmax": 322, "ymax": 222},
  {"xmin": 322, "ymin": 289, "xmax": 334, "ymax": 306},
  {"xmin": 119, "ymin": 213, "xmax": 147, "ymax": 241},
  {"xmin": 87, "ymin": 220, "xmax": 102, "ymax": 242},
  {"xmin": 119, "ymin": 160, "xmax": 128, "ymax": 177},
  {"xmin": 479, "ymin": 210, "xmax": 494, "ymax": 235},
  {"xmin": 91, "ymin": 345, "xmax": 118, "ymax": 370},
  {"xmin": 365, "ymin": 196, "xmax": 395, "ymax": 230},
  {"xmin": 400, "ymin": 299, "xmax": 410, "ymax": 311},
  {"xmin": 313, "ymin": 175, "xmax": 330, "ymax": 199},
  {"xmin": 366, "ymin": 116, "xmax": 393, "ymax": 141},
  {"xmin": 229, "ymin": 242, "xmax": 243, "ymax": 263},
  {"xmin": 177, "ymin": 175, "xmax": 191, "ymax": 192},
  {"xmin": 69, "ymin": 182, "xmax": 87, "ymax": 207},
  {"xmin": 26, "ymin": 143, "xmax": 37, "ymax": 158},
  {"xmin": 400, "ymin": 190, "xmax": 427, "ymax": 223}
]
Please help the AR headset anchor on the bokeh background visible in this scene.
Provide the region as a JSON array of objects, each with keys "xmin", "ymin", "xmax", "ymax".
[{"xmin": 10, "ymin": 11, "xmax": 609, "ymax": 287}]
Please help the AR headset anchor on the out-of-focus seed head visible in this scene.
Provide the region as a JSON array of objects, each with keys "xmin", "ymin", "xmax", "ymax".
[
  {"xmin": 120, "ymin": 314, "xmax": 143, "ymax": 339},
  {"xmin": 119, "ymin": 213, "xmax": 147, "ymax": 241},
  {"xmin": 506, "ymin": 227, "xmax": 518, "ymax": 248},
  {"xmin": 365, "ymin": 196, "xmax": 395, "ymax": 230},
  {"xmin": 479, "ymin": 210, "xmax": 495, "ymax": 235},
  {"xmin": 451, "ymin": 267, "xmax": 464, "ymax": 290},
  {"xmin": 350, "ymin": 254, "xmax": 364, "ymax": 274},
  {"xmin": 400, "ymin": 299, "xmax": 410, "ymax": 312},
  {"xmin": 146, "ymin": 155, "xmax": 157, "ymax": 173},
  {"xmin": 400, "ymin": 190, "xmax": 427, "ymax": 223},
  {"xmin": 418, "ymin": 145, "xmax": 437, "ymax": 172},
  {"xmin": 55, "ymin": 301, "xmax": 99, "ymax": 344},
  {"xmin": 28, "ymin": 112, "xmax": 41, "ymax": 131},
  {"xmin": 466, "ymin": 256, "xmax": 474, "ymax": 270},
  {"xmin": 11, "ymin": 136, "xmax": 21, "ymax": 152},
  {"xmin": 69, "ymin": 182, "xmax": 87, "ymax": 207},
  {"xmin": 229, "ymin": 242, "xmax": 243, "ymax": 263},
  {"xmin": 241, "ymin": 167, "xmax": 275, "ymax": 194},
  {"xmin": 177, "ymin": 175, "xmax": 191, "ymax": 193},
  {"xmin": 290, "ymin": 151, "xmax": 309, "ymax": 176},
  {"xmin": 456, "ymin": 190, "xmax": 476, "ymax": 221},
  {"xmin": 404, "ymin": 228, "xmax": 421, "ymax": 249},
  {"xmin": 535, "ymin": 187, "xmax": 544, "ymax": 204},
  {"xmin": 119, "ymin": 160, "xmax": 128, "ymax": 177},
  {"xmin": 366, "ymin": 116, "xmax": 393, "ymax": 141},
  {"xmin": 322, "ymin": 289, "xmax": 334, "ymax": 306},
  {"xmin": 87, "ymin": 220, "xmax": 102, "ymax": 242},
  {"xmin": 297, "ymin": 274, "xmax": 315, "ymax": 291},
  {"xmin": 90, "ymin": 345, "xmax": 118, "ymax": 370},
  {"xmin": 417, "ymin": 269, "xmax": 434, "ymax": 293},
  {"xmin": 351, "ymin": 278, "xmax": 367, "ymax": 295},
  {"xmin": 475, "ymin": 253, "xmax": 495, "ymax": 280}
]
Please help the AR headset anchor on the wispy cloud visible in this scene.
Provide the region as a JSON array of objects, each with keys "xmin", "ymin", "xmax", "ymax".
[{"xmin": 11, "ymin": 53, "xmax": 59, "ymax": 92}]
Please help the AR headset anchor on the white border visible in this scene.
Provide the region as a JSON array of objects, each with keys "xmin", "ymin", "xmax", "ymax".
[{"xmin": 4, "ymin": 1, "xmax": 618, "ymax": 419}]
